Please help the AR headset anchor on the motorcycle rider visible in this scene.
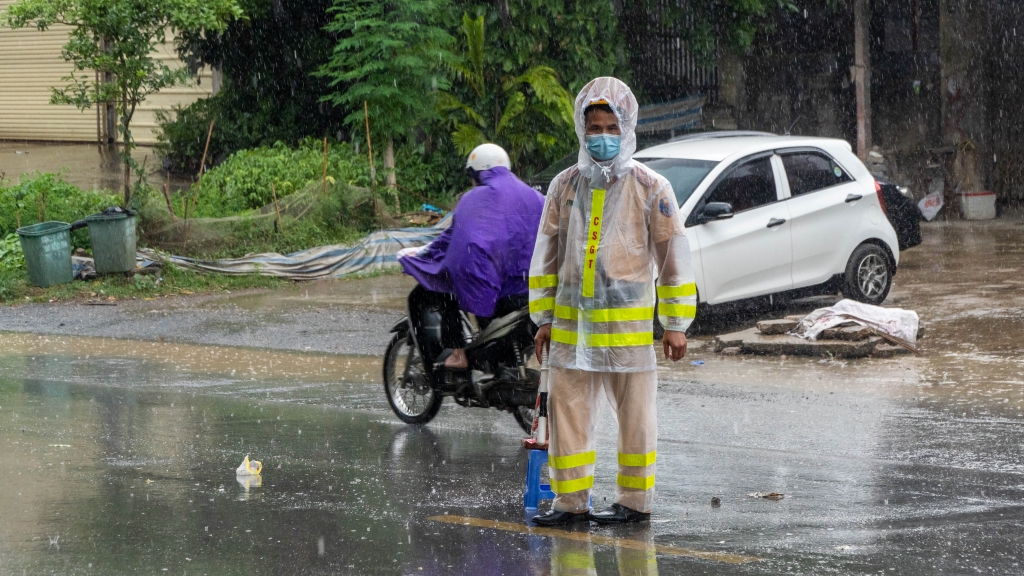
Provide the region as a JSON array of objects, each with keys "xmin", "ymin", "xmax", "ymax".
[{"xmin": 398, "ymin": 143, "xmax": 545, "ymax": 369}]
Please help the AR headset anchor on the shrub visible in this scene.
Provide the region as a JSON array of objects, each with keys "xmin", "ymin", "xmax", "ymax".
[
  {"xmin": 185, "ymin": 139, "xmax": 460, "ymax": 218},
  {"xmin": 0, "ymin": 173, "xmax": 121, "ymax": 250}
]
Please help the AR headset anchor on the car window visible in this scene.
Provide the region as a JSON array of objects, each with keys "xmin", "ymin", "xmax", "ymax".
[
  {"xmin": 703, "ymin": 156, "xmax": 777, "ymax": 213},
  {"xmin": 780, "ymin": 152, "xmax": 853, "ymax": 196},
  {"xmin": 636, "ymin": 158, "xmax": 719, "ymax": 206}
]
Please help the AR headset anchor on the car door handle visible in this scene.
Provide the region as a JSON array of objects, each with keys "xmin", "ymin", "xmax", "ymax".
[
  {"xmin": 845, "ymin": 194, "xmax": 863, "ymax": 203},
  {"xmin": 766, "ymin": 218, "xmax": 786, "ymax": 228}
]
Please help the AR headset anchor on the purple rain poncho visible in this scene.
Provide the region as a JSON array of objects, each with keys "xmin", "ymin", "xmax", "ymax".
[{"xmin": 399, "ymin": 166, "xmax": 544, "ymax": 318}]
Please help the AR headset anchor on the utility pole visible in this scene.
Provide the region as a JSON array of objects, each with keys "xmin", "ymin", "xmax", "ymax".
[{"xmin": 853, "ymin": 0, "xmax": 872, "ymax": 161}]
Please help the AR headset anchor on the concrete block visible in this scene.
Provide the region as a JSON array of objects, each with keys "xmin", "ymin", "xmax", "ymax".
[
  {"xmin": 715, "ymin": 327, "xmax": 881, "ymax": 358},
  {"xmin": 714, "ymin": 331, "xmax": 747, "ymax": 351},
  {"xmin": 821, "ymin": 325, "xmax": 873, "ymax": 341},
  {"xmin": 871, "ymin": 343, "xmax": 913, "ymax": 358},
  {"xmin": 720, "ymin": 346, "xmax": 742, "ymax": 356},
  {"xmin": 756, "ymin": 318, "xmax": 799, "ymax": 335}
]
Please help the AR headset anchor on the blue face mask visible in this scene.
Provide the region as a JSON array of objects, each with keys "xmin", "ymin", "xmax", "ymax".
[{"xmin": 585, "ymin": 134, "xmax": 621, "ymax": 161}]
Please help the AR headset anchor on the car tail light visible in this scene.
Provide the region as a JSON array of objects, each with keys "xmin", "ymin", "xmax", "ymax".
[{"xmin": 874, "ymin": 179, "xmax": 887, "ymax": 215}]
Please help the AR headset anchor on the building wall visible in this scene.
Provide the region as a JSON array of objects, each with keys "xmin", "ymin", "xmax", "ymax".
[{"xmin": 0, "ymin": 0, "xmax": 213, "ymax": 144}]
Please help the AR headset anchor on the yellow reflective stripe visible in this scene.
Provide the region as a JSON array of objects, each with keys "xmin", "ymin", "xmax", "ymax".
[
  {"xmin": 553, "ymin": 306, "xmax": 654, "ymax": 322},
  {"xmin": 591, "ymin": 307, "xmax": 654, "ymax": 322},
  {"xmin": 618, "ymin": 451, "xmax": 657, "ymax": 467},
  {"xmin": 550, "ymin": 328, "xmax": 653, "ymax": 347},
  {"xmin": 590, "ymin": 331, "xmax": 654, "ymax": 347},
  {"xmin": 617, "ymin": 473, "xmax": 656, "ymax": 490},
  {"xmin": 657, "ymin": 283, "xmax": 697, "ymax": 298},
  {"xmin": 529, "ymin": 274, "xmax": 558, "ymax": 289},
  {"xmin": 554, "ymin": 304, "xmax": 577, "ymax": 320},
  {"xmin": 555, "ymin": 551, "xmax": 597, "ymax": 571},
  {"xmin": 549, "ymin": 451, "xmax": 596, "ymax": 470},
  {"xmin": 529, "ymin": 297, "xmax": 555, "ymax": 314},
  {"xmin": 581, "ymin": 188, "xmax": 606, "ymax": 298},
  {"xmin": 659, "ymin": 303, "xmax": 697, "ymax": 318},
  {"xmin": 550, "ymin": 475, "xmax": 594, "ymax": 494},
  {"xmin": 551, "ymin": 327, "xmax": 579, "ymax": 345}
]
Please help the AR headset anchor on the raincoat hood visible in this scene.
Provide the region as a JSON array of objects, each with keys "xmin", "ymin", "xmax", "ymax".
[
  {"xmin": 476, "ymin": 165, "xmax": 510, "ymax": 185},
  {"xmin": 574, "ymin": 77, "xmax": 639, "ymax": 181}
]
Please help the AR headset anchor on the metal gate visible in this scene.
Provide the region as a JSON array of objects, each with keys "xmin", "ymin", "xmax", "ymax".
[{"xmin": 621, "ymin": 0, "xmax": 720, "ymax": 106}]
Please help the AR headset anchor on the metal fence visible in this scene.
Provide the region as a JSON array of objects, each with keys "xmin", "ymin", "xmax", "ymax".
[{"xmin": 623, "ymin": 0, "xmax": 720, "ymax": 106}]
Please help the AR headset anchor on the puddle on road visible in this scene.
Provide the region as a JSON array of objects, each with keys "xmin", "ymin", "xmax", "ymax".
[
  {"xmin": 0, "ymin": 373, "xmax": 538, "ymax": 575},
  {"xmin": 0, "ymin": 331, "xmax": 380, "ymax": 385}
]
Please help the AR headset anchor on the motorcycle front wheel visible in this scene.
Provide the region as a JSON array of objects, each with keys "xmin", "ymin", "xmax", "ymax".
[
  {"xmin": 513, "ymin": 405, "xmax": 536, "ymax": 434},
  {"xmin": 383, "ymin": 332, "xmax": 443, "ymax": 425},
  {"xmin": 511, "ymin": 365, "xmax": 541, "ymax": 433}
]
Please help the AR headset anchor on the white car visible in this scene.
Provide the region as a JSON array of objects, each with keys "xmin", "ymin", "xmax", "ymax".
[{"xmin": 635, "ymin": 133, "xmax": 900, "ymax": 308}]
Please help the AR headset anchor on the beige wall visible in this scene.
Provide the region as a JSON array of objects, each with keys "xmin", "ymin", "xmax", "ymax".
[{"xmin": 0, "ymin": 0, "xmax": 214, "ymax": 144}]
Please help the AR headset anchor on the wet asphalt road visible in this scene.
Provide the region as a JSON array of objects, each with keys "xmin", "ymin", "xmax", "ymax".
[{"xmin": 2, "ymin": 219, "xmax": 1024, "ymax": 575}]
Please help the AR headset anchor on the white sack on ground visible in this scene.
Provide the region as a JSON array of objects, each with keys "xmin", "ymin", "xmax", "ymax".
[{"xmin": 790, "ymin": 299, "xmax": 920, "ymax": 349}]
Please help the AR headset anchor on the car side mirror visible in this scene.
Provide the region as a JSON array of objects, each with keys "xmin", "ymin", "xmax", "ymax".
[{"xmin": 698, "ymin": 202, "xmax": 734, "ymax": 223}]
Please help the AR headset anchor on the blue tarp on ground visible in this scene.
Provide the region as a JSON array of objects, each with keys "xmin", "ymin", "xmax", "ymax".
[{"xmin": 140, "ymin": 215, "xmax": 451, "ymax": 281}]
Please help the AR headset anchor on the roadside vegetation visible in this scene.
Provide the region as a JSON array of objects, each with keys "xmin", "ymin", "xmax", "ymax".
[
  {"xmin": 0, "ymin": 173, "xmax": 285, "ymax": 304},
  {"xmin": 0, "ymin": 260, "xmax": 283, "ymax": 305}
]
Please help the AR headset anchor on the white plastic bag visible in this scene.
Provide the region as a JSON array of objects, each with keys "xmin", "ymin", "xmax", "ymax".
[
  {"xmin": 791, "ymin": 299, "xmax": 919, "ymax": 350},
  {"xmin": 918, "ymin": 190, "xmax": 944, "ymax": 221},
  {"xmin": 235, "ymin": 455, "xmax": 262, "ymax": 476}
]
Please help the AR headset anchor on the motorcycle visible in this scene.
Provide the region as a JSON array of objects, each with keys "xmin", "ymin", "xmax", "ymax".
[{"xmin": 382, "ymin": 286, "xmax": 540, "ymax": 432}]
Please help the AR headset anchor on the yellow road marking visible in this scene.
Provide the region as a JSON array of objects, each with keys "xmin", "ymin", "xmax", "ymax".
[{"xmin": 427, "ymin": 515, "xmax": 759, "ymax": 564}]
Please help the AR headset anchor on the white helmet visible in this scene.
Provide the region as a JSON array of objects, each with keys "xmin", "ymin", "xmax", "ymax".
[{"xmin": 466, "ymin": 143, "xmax": 511, "ymax": 172}]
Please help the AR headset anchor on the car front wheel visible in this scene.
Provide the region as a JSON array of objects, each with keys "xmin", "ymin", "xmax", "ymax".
[{"xmin": 842, "ymin": 243, "xmax": 892, "ymax": 305}]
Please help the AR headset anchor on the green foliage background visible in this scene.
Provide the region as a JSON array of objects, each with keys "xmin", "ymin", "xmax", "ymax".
[
  {"xmin": 162, "ymin": 0, "xmax": 628, "ymax": 190},
  {"xmin": 183, "ymin": 139, "xmax": 456, "ymax": 218},
  {"xmin": 1, "ymin": 173, "xmax": 120, "ymax": 246},
  {"xmin": 167, "ymin": 0, "xmax": 343, "ymax": 175}
]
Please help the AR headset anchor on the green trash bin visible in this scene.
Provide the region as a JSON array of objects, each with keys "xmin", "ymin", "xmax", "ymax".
[
  {"xmin": 86, "ymin": 213, "xmax": 137, "ymax": 274},
  {"xmin": 16, "ymin": 221, "xmax": 74, "ymax": 288}
]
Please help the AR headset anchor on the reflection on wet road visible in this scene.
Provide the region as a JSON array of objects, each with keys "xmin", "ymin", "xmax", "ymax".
[{"xmin": 2, "ymin": 221, "xmax": 1024, "ymax": 574}]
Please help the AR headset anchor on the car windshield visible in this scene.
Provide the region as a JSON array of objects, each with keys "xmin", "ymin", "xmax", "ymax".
[{"xmin": 636, "ymin": 158, "xmax": 719, "ymax": 206}]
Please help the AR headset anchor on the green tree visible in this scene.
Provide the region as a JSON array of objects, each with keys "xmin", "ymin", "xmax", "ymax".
[
  {"xmin": 1, "ymin": 0, "xmax": 244, "ymax": 206},
  {"xmin": 438, "ymin": 13, "xmax": 574, "ymax": 174},
  {"xmin": 466, "ymin": 0, "xmax": 625, "ymax": 96},
  {"xmin": 317, "ymin": 0, "xmax": 453, "ymax": 189},
  {"xmin": 164, "ymin": 0, "xmax": 344, "ymax": 174}
]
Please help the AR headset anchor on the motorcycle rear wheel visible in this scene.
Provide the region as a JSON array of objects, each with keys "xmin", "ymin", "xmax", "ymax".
[{"xmin": 383, "ymin": 332, "xmax": 443, "ymax": 425}]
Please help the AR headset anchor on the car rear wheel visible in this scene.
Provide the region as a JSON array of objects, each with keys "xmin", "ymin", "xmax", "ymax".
[{"xmin": 841, "ymin": 243, "xmax": 892, "ymax": 305}]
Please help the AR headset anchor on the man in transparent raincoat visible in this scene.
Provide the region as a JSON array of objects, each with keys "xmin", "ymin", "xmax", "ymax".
[{"xmin": 529, "ymin": 77, "xmax": 696, "ymax": 526}]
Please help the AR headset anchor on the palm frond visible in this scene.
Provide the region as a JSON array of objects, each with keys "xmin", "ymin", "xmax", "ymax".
[
  {"xmin": 461, "ymin": 13, "xmax": 485, "ymax": 95},
  {"xmin": 496, "ymin": 91, "xmax": 526, "ymax": 135},
  {"xmin": 436, "ymin": 91, "xmax": 486, "ymax": 127},
  {"xmin": 451, "ymin": 123, "xmax": 487, "ymax": 156},
  {"xmin": 514, "ymin": 66, "xmax": 573, "ymax": 125}
]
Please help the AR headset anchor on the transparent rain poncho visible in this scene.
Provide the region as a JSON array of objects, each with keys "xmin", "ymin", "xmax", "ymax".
[{"xmin": 529, "ymin": 77, "xmax": 696, "ymax": 372}]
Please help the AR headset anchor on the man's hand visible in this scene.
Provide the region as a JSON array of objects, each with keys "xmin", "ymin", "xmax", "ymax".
[
  {"xmin": 535, "ymin": 323, "xmax": 552, "ymax": 363},
  {"xmin": 663, "ymin": 330, "xmax": 687, "ymax": 362}
]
